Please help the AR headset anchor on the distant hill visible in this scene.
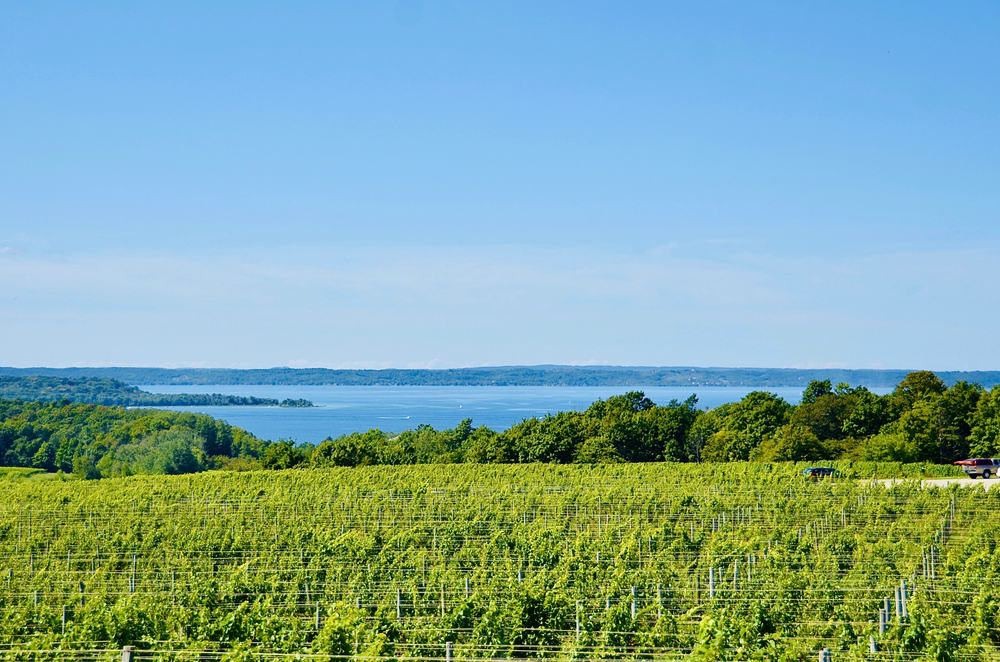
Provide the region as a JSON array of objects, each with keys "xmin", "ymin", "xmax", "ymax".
[
  {"xmin": 1, "ymin": 366, "xmax": 998, "ymax": 388},
  {"xmin": 0, "ymin": 376, "xmax": 312, "ymax": 407}
]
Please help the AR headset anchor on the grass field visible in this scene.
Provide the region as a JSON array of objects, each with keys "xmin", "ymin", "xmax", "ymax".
[{"xmin": 0, "ymin": 462, "xmax": 992, "ymax": 660}]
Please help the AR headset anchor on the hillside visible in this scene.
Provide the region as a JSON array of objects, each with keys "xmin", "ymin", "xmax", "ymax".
[{"xmin": 4, "ymin": 365, "xmax": 1000, "ymax": 387}]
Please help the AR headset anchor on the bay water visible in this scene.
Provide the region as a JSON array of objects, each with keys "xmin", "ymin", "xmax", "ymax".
[{"xmin": 137, "ymin": 384, "xmax": 886, "ymax": 444}]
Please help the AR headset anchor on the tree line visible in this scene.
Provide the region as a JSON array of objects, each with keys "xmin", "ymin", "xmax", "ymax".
[
  {"xmin": 0, "ymin": 376, "xmax": 312, "ymax": 407},
  {"xmin": 299, "ymin": 371, "xmax": 1000, "ymax": 469},
  {"xmin": 0, "ymin": 400, "xmax": 269, "ymax": 478},
  {"xmin": 3, "ymin": 371, "xmax": 999, "ymax": 477}
]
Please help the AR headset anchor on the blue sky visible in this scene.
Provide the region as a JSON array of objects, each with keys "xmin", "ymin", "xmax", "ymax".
[{"xmin": 1, "ymin": 1, "xmax": 998, "ymax": 370}]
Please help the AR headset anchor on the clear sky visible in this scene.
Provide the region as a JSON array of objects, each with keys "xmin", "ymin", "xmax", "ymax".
[{"xmin": 1, "ymin": 1, "xmax": 998, "ymax": 370}]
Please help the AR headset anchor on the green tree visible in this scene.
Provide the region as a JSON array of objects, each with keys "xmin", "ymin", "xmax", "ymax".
[
  {"xmin": 752, "ymin": 423, "xmax": 827, "ymax": 461},
  {"xmin": 261, "ymin": 439, "xmax": 303, "ymax": 470},
  {"xmin": 893, "ymin": 371, "xmax": 946, "ymax": 410},
  {"xmin": 968, "ymin": 386, "xmax": 1000, "ymax": 457},
  {"xmin": 701, "ymin": 392, "xmax": 791, "ymax": 461},
  {"xmin": 801, "ymin": 380, "xmax": 833, "ymax": 405}
]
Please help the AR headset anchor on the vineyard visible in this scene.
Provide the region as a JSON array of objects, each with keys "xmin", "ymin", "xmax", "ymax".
[{"xmin": 0, "ymin": 462, "xmax": 995, "ymax": 661}]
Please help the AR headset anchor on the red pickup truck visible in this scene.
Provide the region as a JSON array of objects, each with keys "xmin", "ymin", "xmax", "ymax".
[{"xmin": 955, "ymin": 458, "xmax": 1000, "ymax": 479}]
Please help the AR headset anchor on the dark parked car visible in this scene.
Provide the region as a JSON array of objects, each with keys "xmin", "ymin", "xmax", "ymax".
[
  {"xmin": 803, "ymin": 467, "xmax": 836, "ymax": 479},
  {"xmin": 955, "ymin": 458, "xmax": 1000, "ymax": 479}
]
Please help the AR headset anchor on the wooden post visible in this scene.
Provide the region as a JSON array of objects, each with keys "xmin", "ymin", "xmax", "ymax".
[
  {"xmin": 122, "ymin": 646, "xmax": 135, "ymax": 662},
  {"xmin": 901, "ymin": 580, "xmax": 908, "ymax": 619}
]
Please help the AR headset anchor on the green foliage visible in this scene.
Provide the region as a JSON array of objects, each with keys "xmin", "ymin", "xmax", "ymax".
[
  {"xmin": 0, "ymin": 375, "xmax": 313, "ymax": 407},
  {"xmin": 261, "ymin": 439, "xmax": 307, "ymax": 470},
  {"xmin": 0, "ymin": 462, "xmax": 986, "ymax": 659},
  {"xmin": 0, "ymin": 400, "xmax": 266, "ymax": 477},
  {"xmin": 702, "ymin": 392, "xmax": 791, "ymax": 461},
  {"xmin": 752, "ymin": 423, "xmax": 827, "ymax": 462},
  {"xmin": 313, "ymin": 393, "xmax": 704, "ymax": 467}
]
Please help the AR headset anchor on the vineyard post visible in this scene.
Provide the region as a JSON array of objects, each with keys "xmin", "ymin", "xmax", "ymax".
[
  {"xmin": 869, "ymin": 636, "xmax": 877, "ymax": 653},
  {"xmin": 315, "ymin": 602, "xmax": 321, "ymax": 631},
  {"xmin": 440, "ymin": 583, "xmax": 445, "ymax": 617},
  {"xmin": 465, "ymin": 577, "xmax": 470, "ymax": 598},
  {"xmin": 576, "ymin": 601, "xmax": 581, "ymax": 640},
  {"xmin": 122, "ymin": 646, "xmax": 134, "ymax": 662},
  {"xmin": 631, "ymin": 586, "xmax": 636, "ymax": 618},
  {"xmin": 657, "ymin": 584, "xmax": 662, "ymax": 618},
  {"xmin": 709, "ymin": 567, "xmax": 715, "ymax": 599},
  {"xmin": 894, "ymin": 588, "xmax": 901, "ymax": 621},
  {"xmin": 61, "ymin": 605, "xmax": 66, "ymax": 636},
  {"xmin": 819, "ymin": 647, "xmax": 831, "ymax": 662},
  {"xmin": 397, "ymin": 589, "xmax": 402, "ymax": 621},
  {"xmin": 79, "ymin": 581, "xmax": 85, "ymax": 608},
  {"xmin": 901, "ymin": 580, "xmax": 908, "ymax": 619},
  {"xmin": 33, "ymin": 590, "xmax": 38, "ymax": 607},
  {"xmin": 446, "ymin": 641, "xmax": 453, "ymax": 662},
  {"xmin": 878, "ymin": 608, "xmax": 886, "ymax": 635},
  {"xmin": 733, "ymin": 560, "xmax": 739, "ymax": 591}
]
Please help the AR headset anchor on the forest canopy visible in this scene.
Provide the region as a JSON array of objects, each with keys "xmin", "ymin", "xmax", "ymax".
[{"xmin": 0, "ymin": 400, "xmax": 269, "ymax": 478}]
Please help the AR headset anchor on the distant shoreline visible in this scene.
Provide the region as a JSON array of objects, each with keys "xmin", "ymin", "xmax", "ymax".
[
  {"xmin": 1, "ymin": 366, "xmax": 998, "ymax": 388},
  {"xmin": 0, "ymin": 376, "xmax": 313, "ymax": 407}
]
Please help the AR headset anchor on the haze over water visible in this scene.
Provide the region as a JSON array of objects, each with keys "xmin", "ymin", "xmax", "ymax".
[{"xmin": 141, "ymin": 384, "xmax": 891, "ymax": 444}]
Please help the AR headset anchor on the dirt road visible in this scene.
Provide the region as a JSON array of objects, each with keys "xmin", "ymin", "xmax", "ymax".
[{"xmin": 876, "ymin": 477, "xmax": 1000, "ymax": 490}]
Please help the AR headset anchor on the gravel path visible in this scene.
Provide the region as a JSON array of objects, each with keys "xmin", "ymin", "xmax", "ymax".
[{"xmin": 876, "ymin": 477, "xmax": 1000, "ymax": 490}]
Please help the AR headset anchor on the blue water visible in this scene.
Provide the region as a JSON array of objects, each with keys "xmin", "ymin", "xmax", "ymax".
[{"xmin": 139, "ymin": 385, "xmax": 883, "ymax": 444}]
